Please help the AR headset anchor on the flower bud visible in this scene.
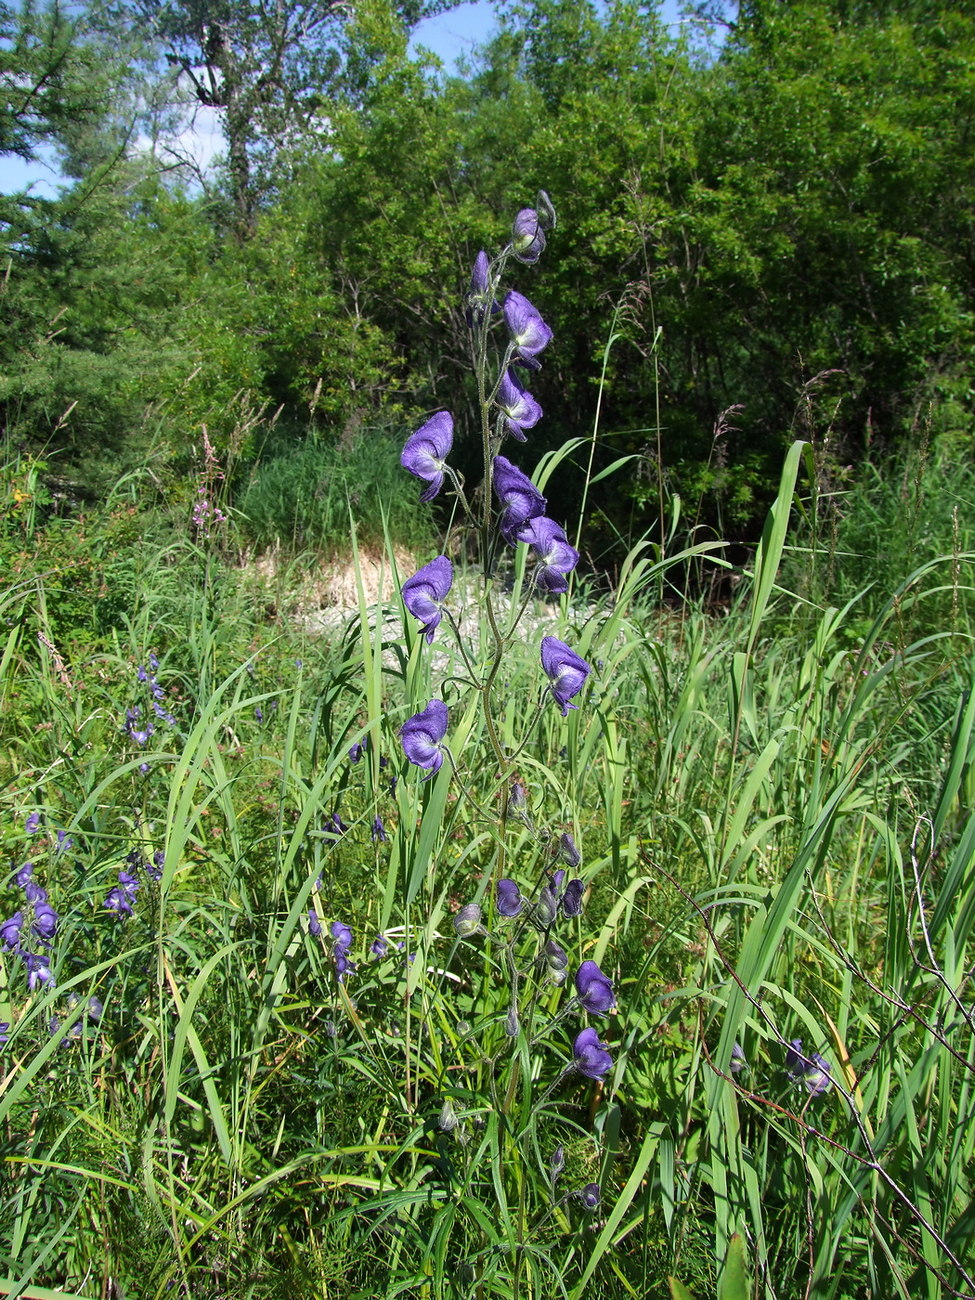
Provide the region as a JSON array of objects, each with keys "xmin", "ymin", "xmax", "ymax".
[
  {"xmin": 507, "ymin": 780, "xmax": 529, "ymax": 820},
  {"xmin": 550, "ymin": 1145, "xmax": 565, "ymax": 1184},
  {"xmin": 560, "ymin": 879, "xmax": 585, "ymax": 918},
  {"xmin": 453, "ymin": 903, "xmax": 483, "ymax": 938},
  {"xmin": 536, "ymin": 190, "xmax": 557, "ymax": 231},
  {"xmin": 439, "ymin": 1098, "xmax": 458, "ymax": 1132},
  {"xmin": 511, "ymin": 208, "xmax": 546, "ymax": 264},
  {"xmin": 544, "ymin": 940, "xmax": 568, "ymax": 971},
  {"xmin": 533, "ymin": 887, "xmax": 558, "ymax": 929},
  {"xmin": 579, "ymin": 1182, "xmax": 601, "ymax": 1211},
  {"xmin": 505, "ymin": 1004, "xmax": 520, "ymax": 1037},
  {"xmin": 559, "ymin": 832, "xmax": 581, "ymax": 870}
]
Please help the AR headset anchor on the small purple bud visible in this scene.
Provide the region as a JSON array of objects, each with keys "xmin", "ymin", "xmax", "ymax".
[
  {"xmin": 371, "ymin": 815, "xmax": 388, "ymax": 843},
  {"xmin": 544, "ymin": 940, "xmax": 568, "ymax": 972},
  {"xmin": 505, "ymin": 1005, "xmax": 520, "ymax": 1037},
  {"xmin": 453, "ymin": 903, "xmax": 483, "ymax": 938},
  {"xmin": 579, "ymin": 1183, "xmax": 601, "ymax": 1211},
  {"xmin": 560, "ymin": 879, "xmax": 585, "ymax": 918},
  {"xmin": 308, "ymin": 910, "xmax": 322, "ymax": 937},
  {"xmin": 511, "ymin": 207, "xmax": 546, "ymax": 264},
  {"xmin": 534, "ymin": 887, "xmax": 558, "ymax": 928},
  {"xmin": 550, "ymin": 1145, "xmax": 565, "ymax": 1184},
  {"xmin": 559, "ymin": 833, "xmax": 582, "ymax": 870}
]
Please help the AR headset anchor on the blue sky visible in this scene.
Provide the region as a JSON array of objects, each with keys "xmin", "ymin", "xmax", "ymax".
[{"xmin": 0, "ymin": 0, "xmax": 688, "ymax": 196}]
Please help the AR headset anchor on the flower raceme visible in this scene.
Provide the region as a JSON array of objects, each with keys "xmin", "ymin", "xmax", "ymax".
[
  {"xmin": 493, "ymin": 456, "xmax": 546, "ymax": 544},
  {"xmin": 400, "ymin": 700, "xmax": 450, "ymax": 776},
  {"xmin": 402, "ymin": 556, "xmax": 453, "ymax": 644},
  {"xmin": 401, "ymin": 411, "xmax": 454, "ymax": 503},
  {"xmin": 540, "ymin": 636, "xmax": 593, "ymax": 715}
]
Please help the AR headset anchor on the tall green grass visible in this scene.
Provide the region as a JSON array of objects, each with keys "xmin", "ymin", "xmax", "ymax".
[{"xmin": 2, "ymin": 426, "xmax": 975, "ymax": 1298}]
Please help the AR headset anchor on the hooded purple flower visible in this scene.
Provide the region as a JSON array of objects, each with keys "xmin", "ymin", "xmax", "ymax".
[
  {"xmin": 495, "ymin": 369, "xmax": 543, "ymax": 442},
  {"xmin": 371, "ymin": 934, "xmax": 389, "ymax": 958},
  {"xmin": 573, "ymin": 1027, "xmax": 612, "ymax": 1079},
  {"xmin": 308, "ymin": 910, "xmax": 322, "ymax": 937},
  {"xmin": 1, "ymin": 912, "xmax": 23, "ymax": 949},
  {"xmin": 400, "ymin": 700, "xmax": 449, "ymax": 776},
  {"xmin": 493, "ymin": 456, "xmax": 546, "ymax": 545},
  {"xmin": 574, "ymin": 960, "xmax": 615, "ymax": 1015},
  {"xmin": 331, "ymin": 921, "xmax": 352, "ymax": 953},
  {"xmin": 540, "ymin": 637, "xmax": 593, "ymax": 715},
  {"xmin": 496, "ymin": 878, "xmax": 524, "ymax": 918},
  {"xmin": 371, "ymin": 815, "xmax": 388, "ymax": 843},
  {"xmin": 401, "ymin": 411, "xmax": 454, "ymax": 503},
  {"xmin": 24, "ymin": 812, "xmax": 40, "ymax": 834},
  {"xmin": 31, "ymin": 902, "xmax": 58, "ymax": 943},
  {"xmin": 503, "ymin": 291, "xmax": 553, "ymax": 370},
  {"xmin": 519, "ymin": 517, "xmax": 579, "ymax": 593},
  {"xmin": 24, "ymin": 953, "xmax": 53, "ymax": 991},
  {"xmin": 579, "ymin": 1183, "xmax": 601, "ymax": 1211},
  {"xmin": 402, "ymin": 556, "xmax": 454, "ymax": 644},
  {"xmin": 561, "ymin": 878, "xmax": 585, "ymax": 918},
  {"xmin": 786, "ymin": 1039, "xmax": 832, "ymax": 1095},
  {"xmin": 511, "ymin": 208, "xmax": 546, "ymax": 264}
]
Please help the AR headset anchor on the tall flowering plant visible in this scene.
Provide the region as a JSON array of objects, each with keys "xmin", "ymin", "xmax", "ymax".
[{"xmin": 377, "ymin": 198, "xmax": 616, "ymax": 1289}]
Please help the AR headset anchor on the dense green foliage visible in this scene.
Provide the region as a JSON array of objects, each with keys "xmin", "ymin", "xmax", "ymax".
[{"xmin": 3, "ymin": 0, "xmax": 973, "ymax": 558}]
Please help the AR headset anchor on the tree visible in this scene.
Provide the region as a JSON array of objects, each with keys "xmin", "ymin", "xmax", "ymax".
[{"xmin": 94, "ymin": 0, "xmax": 457, "ymax": 238}]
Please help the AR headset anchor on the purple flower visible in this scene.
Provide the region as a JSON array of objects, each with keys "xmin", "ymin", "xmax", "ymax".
[
  {"xmin": 559, "ymin": 833, "xmax": 582, "ymax": 870},
  {"xmin": 24, "ymin": 881, "xmax": 47, "ymax": 906},
  {"xmin": 534, "ymin": 886, "xmax": 559, "ymax": 928},
  {"xmin": 0, "ymin": 1021, "xmax": 9, "ymax": 1045},
  {"xmin": 573, "ymin": 1027, "xmax": 612, "ymax": 1079},
  {"xmin": 371, "ymin": 815, "xmax": 388, "ymax": 843},
  {"xmin": 371, "ymin": 934, "xmax": 389, "ymax": 958},
  {"xmin": 348, "ymin": 741, "xmax": 365, "ymax": 763},
  {"xmin": 149, "ymin": 851, "xmax": 165, "ymax": 881},
  {"xmin": 503, "ymin": 290, "xmax": 553, "ymax": 370},
  {"xmin": 401, "ymin": 411, "xmax": 454, "ymax": 503},
  {"xmin": 137, "ymin": 665, "xmax": 148, "ymax": 682},
  {"xmin": 511, "ymin": 207, "xmax": 546, "ymax": 264},
  {"xmin": 575, "ymin": 960, "xmax": 615, "ymax": 1015},
  {"xmin": 55, "ymin": 830, "xmax": 72, "ymax": 854},
  {"xmin": 400, "ymin": 700, "xmax": 449, "ymax": 777},
  {"xmin": 496, "ymin": 878, "xmax": 524, "ymax": 917},
  {"xmin": 495, "ymin": 369, "xmax": 543, "ymax": 442},
  {"xmin": 519, "ymin": 517, "xmax": 579, "ymax": 593},
  {"xmin": 1, "ymin": 912, "xmax": 23, "ymax": 949},
  {"xmin": 402, "ymin": 556, "xmax": 453, "ymax": 644},
  {"xmin": 24, "ymin": 953, "xmax": 53, "ymax": 991},
  {"xmin": 785, "ymin": 1039, "xmax": 832, "ymax": 1094},
  {"xmin": 308, "ymin": 910, "xmax": 322, "ymax": 937},
  {"xmin": 731, "ymin": 1042, "xmax": 747, "ymax": 1074},
  {"xmin": 31, "ymin": 902, "xmax": 58, "ymax": 943},
  {"xmin": 544, "ymin": 940, "xmax": 568, "ymax": 971},
  {"xmin": 149, "ymin": 652, "xmax": 159, "ymax": 672},
  {"xmin": 331, "ymin": 921, "xmax": 352, "ymax": 954},
  {"xmin": 466, "ymin": 250, "xmax": 498, "ymax": 325},
  {"xmin": 561, "ymin": 878, "xmax": 585, "ymax": 918},
  {"xmin": 579, "ymin": 1183, "xmax": 601, "ymax": 1211},
  {"xmin": 541, "ymin": 637, "xmax": 593, "ymax": 715},
  {"xmin": 493, "ymin": 456, "xmax": 546, "ymax": 545},
  {"xmin": 104, "ymin": 887, "xmax": 134, "ymax": 916},
  {"xmin": 15, "ymin": 863, "xmax": 33, "ymax": 888},
  {"xmin": 24, "ymin": 812, "xmax": 40, "ymax": 834}
]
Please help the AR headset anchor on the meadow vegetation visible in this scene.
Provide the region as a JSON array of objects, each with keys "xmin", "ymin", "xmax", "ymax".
[{"xmin": 4, "ymin": 1, "xmax": 975, "ymax": 1296}]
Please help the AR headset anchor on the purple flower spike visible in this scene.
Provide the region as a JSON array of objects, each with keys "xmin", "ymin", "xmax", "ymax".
[
  {"xmin": 402, "ymin": 556, "xmax": 454, "ymax": 644},
  {"xmin": 519, "ymin": 517, "xmax": 579, "ymax": 593},
  {"xmin": 573, "ymin": 1027, "xmax": 612, "ymax": 1079},
  {"xmin": 496, "ymin": 879, "xmax": 524, "ymax": 918},
  {"xmin": 540, "ymin": 636, "xmax": 593, "ymax": 715},
  {"xmin": 575, "ymin": 960, "xmax": 615, "ymax": 1015},
  {"xmin": 401, "ymin": 411, "xmax": 454, "ymax": 503},
  {"xmin": 493, "ymin": 456, "xmax": 546, "ymax": 545},
  {"xmin": 503, "ymin": 290, "xmax": 553, "ymax": 370},
  {"xmin": 511, "ymin": 207, "xmax": 546, "ymax": 264},
  {"xmin": 496, "ymin": 369, "xmax": 543, "ymax": 442},
  {"xmin": 400, "ymin": 700, "xmax": 449, "ymax": 777}
]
